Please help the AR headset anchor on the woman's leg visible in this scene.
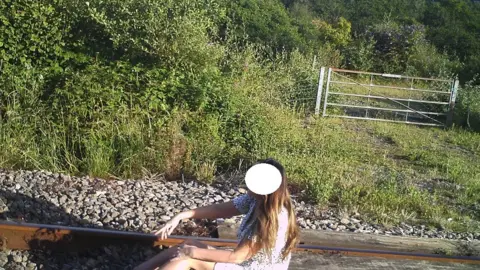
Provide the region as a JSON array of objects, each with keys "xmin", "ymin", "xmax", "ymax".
[
  {"xmin": 133, "ymin": 239, "xmax": 215, "ymax": 270},
  {"xmin": 160, "ymin": 258, "xmax": 215, "ymax": 270},
  {"xmin": 133, "ymin": 245, "xmax": 180, "ymax": 270}
]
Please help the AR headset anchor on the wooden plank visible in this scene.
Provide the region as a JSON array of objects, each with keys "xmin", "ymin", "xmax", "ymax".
[
  {"xmin": 218, "ymin": 224, "xmax": 480, "ymax": 257},
  {"xmin": 288, "ymin": 252, "xmax": 479, "ymax": 270}
]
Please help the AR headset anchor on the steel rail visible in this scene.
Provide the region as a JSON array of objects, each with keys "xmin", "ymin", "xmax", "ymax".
[{"xmin": 1, "ymin": 222, "xmax": 479, "ymax": 264}]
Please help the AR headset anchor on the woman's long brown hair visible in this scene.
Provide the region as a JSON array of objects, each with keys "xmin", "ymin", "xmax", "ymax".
[{"xmin": 244, "ymin": 158, "xmax": 300, "ymax": 260}]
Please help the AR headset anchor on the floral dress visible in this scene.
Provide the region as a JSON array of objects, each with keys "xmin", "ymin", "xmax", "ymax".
[{"xmin": 213, "ymin": 194, "xmax": 291, "ymax": 270}]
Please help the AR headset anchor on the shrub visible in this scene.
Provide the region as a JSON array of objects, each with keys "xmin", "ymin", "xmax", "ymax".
[
  {"xmin": 342, "ymin": 36, "xmax": 375, "ymax": 72},
  {"xmin": 227, "ymin": 0, "xmax": 303, "ymax": 52},
  {"xmin": 405, "ymin": 39, "xmax": 460, "ymax": 79},
  {"xmin": 456, "ymin": 77, "xmax": 480, "ymax": 131},
  {"xmin": 364, "ymin": 21, "xmax": 426, "ymax": 74},
  {"xmin": 0, "ymin": 0, "xmax": 69, "ymax": 69}
]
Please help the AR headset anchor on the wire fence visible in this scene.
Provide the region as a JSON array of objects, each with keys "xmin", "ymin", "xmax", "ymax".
[{"xmin": 276, "ymin": 73, "xmax": 319, "ymax": 112}]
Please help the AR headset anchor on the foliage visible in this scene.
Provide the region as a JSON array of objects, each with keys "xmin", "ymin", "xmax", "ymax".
[
  {"xmin": 405, "ymin": 40, "xmax": 459, "ymax": 79},
  {"xmin": 422, "ymin": 0, "xmax": 480, "ymax": 83},
  {"xmin": 226, "ymin": 0, "xmax": 303, "ymax": 52},
  {"xmin": 311, "ymin": 17, "xmax": 351, "ymax": 47},
  {"xmin": 365, "ymin": 21, "xmax": 426, "ymax": 73},
  {"xmin": 343, "ymin": 0, "xmax": 427, "ymax": 32},
  {"xmin": 282, "ymin": 0, "xmax": 480, "ymax": 84},
  {"xmin": 342, "ymin": 36, "xmax": 375, "ymax": 72},
  {"xmin": 456, "ymin": 77, "xmax": 480, "ymax": 131},
  {"xmin": 83, "ymin": 0, "xmax": 225, "ymax": 67},
  {"xmin": 1, "ymin": 0, "xmax": 480, "ymax": 233},
  {"xmin": 0, "ymin": 0, "xmax": 69, "ymax": 69}
]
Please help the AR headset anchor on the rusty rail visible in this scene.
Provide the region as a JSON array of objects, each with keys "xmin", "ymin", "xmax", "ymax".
[
  {"xmin": 0, "ymin": 221, "xmax": 236, "ymax": 251},
  {"xmin": 1, "ymin": 221, "xmax": 479, "ymax": 265}
]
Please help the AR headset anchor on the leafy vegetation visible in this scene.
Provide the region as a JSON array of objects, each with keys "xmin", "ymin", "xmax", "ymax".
[{"xmin": 1, "ymin": 0, "xmax": 479, "ymax": 231}]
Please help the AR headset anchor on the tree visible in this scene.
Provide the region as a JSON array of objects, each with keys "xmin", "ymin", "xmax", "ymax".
[
  {"xmin": 422, "ymin": 0, "xmax": 480, "ymax": 83},
  {"xmin": 227, "ymin": 0, "xmax": 304, "ymax": 52},
  {"xmin": 345, "ymin": 0, "xmax": 427, "ymax": 33}
]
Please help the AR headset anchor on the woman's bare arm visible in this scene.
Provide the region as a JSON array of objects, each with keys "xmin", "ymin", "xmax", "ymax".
[
  {"xmin": 175, "ymin": 201, "xmax": 241, "ymax": 220},
  {"xmin": 155, "ymin": 200, "xmax": 242, "ymax": 239},
  {"xmin": 184, "ymin": 241, "xmax": 253, "ymax": 264}
]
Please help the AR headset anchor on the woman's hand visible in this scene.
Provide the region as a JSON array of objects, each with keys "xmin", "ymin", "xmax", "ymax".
[
  {"xmin": 182, "ymin": 245, "xmax": 196, "ymax": 257},
  {"xmin": 172, "ymin": 245, "xmax": 197, "ymax": 261},
  {"xmin": 154, "ymin": 216, "xmax": 181, "ymax": 240}
]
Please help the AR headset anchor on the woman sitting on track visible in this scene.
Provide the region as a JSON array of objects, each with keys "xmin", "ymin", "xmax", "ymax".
[{"xmin": 134, "ymin": 158, "xmax": 300, "ymax": 270}]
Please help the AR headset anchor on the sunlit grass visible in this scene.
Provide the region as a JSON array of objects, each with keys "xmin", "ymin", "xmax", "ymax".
[{"xmin": 263, "ymin": 112, "xmax": 480, "ymax": 232}]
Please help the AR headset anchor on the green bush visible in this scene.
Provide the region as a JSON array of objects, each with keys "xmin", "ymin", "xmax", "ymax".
[
  {"xmin": 456, "ymin": 77, "xmax": 480, "ymax": 131},
  {"xmin": 0, "ymin": 0, "xmax": 69, "ymax": 69},
  {"xmin": 227, "ymin": 0, "xmax": 303, "ymax": 52},
  {"xmin": 405, "ymin": 39, "xmax": 460, "ymax": 79},
  {"xmin": 342, "ymin": 36, "xmax": 375, "ymax": 72},
  {"xmin": 0, "ymin": 0, "xmax": 230, "ymax": 178}
]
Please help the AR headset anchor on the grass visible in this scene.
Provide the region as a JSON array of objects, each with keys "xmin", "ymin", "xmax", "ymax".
[
  {"xmin": 215, "ymin": 75, "xmax": 480, "ymax": 232},
  {"xmin": 276, "ymin": 115, "xmax": 480, "ymax": 232}
]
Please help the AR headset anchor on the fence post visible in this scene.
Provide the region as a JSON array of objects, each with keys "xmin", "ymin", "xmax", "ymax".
[
  {"xmin": 322, "ymin": 68, "xmax": 332, "ymax": 117},
  {"xmin": 315, "ymin": 67, "xmax": 325, "ymax": 115},
  {"xmin": 447, "ymin": 79, "xmax": 459, "ymax": 127}
]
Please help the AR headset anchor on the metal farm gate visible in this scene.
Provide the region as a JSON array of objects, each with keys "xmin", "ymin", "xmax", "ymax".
[{"xmin": 315, "ymin": 67, "xmax": 459, "ymax": 127}]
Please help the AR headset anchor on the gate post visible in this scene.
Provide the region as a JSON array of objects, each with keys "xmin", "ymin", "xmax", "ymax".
[
  {"xmin": 322, "ymin": 68, "xmax": 332, "ymax": 117},
  {"xmin": 315, "ymin": 67, "xmax": 325, "ymax": 115},
  {"xmin": 447, "ymin": 79, "xmax": 459, "ymax": 127}
]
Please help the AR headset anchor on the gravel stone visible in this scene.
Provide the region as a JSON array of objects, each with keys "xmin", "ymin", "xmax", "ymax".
[
  {"xmin": 340, "ymin": 218, "xmax": 350, "ymax": 225},
  {"xmin": 12, "ymin": 255, "xmax": 22, "ymax": 263},
  {"xmin": 59, "ymin": 195, "xmax": 67, "ymax": 204},
  {"xmin": 0, "ymin": 253, "xmax": 8, "ymax": 267},
  {"xmin": 86, "ymin": 258, "xmax": 96, "ymax": 267},
  {"xmin": 350, "ymin": 218, "xmax": 360, "ymax": 224}
]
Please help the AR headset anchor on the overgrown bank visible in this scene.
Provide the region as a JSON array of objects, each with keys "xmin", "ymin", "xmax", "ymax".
[{"xmin": 0, "ymin": 0, "xmax": 479, "ymax": 232}]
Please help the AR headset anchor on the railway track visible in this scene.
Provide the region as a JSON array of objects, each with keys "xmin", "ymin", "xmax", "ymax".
[{"xmin": 1, "ymin": 221, "xmax": 479, "ymax": 267}]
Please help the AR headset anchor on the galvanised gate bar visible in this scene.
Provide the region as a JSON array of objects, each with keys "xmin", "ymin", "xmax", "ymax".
[{"xmin": 315, "ymin": 67, "xmax": 459, "ymax": 127}]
